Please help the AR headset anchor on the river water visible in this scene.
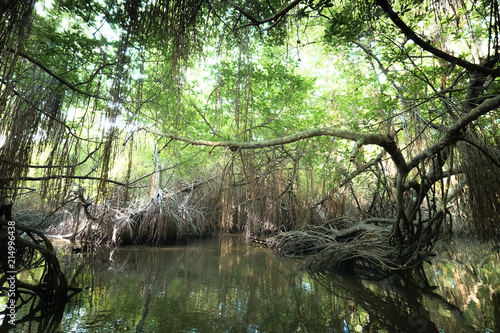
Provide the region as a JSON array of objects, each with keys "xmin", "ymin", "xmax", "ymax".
[{"xmin": 2, "ymin": 235, "xmax": 500, "ymax": 332}]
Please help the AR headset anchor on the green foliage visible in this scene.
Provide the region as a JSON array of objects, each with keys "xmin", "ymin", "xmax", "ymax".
[
  {"xmin": 0, "ymin": 0, "xmax": 498, "ymax": 238},
  {"xmin": 323, "ymin": 0, "xmax": 373, "ymax": 45}
]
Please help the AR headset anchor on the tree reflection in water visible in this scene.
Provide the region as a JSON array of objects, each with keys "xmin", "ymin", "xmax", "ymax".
[{"xmin": 3, "ymin": 235, "xmax": 498, "ymax": 332}]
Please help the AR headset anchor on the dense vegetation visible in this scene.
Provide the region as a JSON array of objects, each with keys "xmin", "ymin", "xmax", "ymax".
[{"xmin": 1, "ymin": 0, "xmax": 499, "ymax": 311}]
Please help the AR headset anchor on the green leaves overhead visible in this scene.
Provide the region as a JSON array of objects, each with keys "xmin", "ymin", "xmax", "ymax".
[
  {"xmin": 323, "ymin": 0, "xmax": 376, "ymax": 45},
  {"xmin": 1, "ymin": 0, "xmax": 499, "ymax": 216}
]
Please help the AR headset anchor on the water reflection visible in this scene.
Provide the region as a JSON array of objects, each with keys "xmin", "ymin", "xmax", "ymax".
[
  {"xmin": 424, "ymin": 240, "xmax": 500, "ymax": 332},
  {"xmin": 2, "ymin": 236, "xmax": 499, "ymax": 332}
]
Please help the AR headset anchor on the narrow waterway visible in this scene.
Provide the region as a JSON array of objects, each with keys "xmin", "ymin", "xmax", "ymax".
[{"xmin": 3, "ymin": 235, "xmax": 500, "ymax": 332}]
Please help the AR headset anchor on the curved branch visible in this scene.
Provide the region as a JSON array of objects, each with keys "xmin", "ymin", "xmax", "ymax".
[
  {"xmin": 375, "ymin": 0, "xmax": 500, "ymax": 77},
  {"xmin": 147, "ymin": 95, "xmax": 499, "ymax": 176},
  {"xmin": 7, "ymin": 48, "xmax": 111, "ymax": 100},
  {"xmin": 225, "ymin": 0, "xmax": 301, "ymax": 27},
  {"xmin": 144, "ymin": 126, "xmax": 409, "ymax": 172},
  {"xmin": 408, "ymin": 94, "xmax": 500, "ymax": 168},
  {"xmin": 74, "ymin": 61, "xmax": 117, "ymax": 87}
]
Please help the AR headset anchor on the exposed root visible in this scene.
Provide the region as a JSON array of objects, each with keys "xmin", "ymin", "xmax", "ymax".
[
  {"xmin": 67, "ymin": 180, "xmax": 220, "ymax": 246},
  {"xmin": 267, "ymin": 219, "xmax": 434, "ymax": 275},
  {"xmin": 0, "ymin": 218, "xmax": 78, "ymax": 329}
]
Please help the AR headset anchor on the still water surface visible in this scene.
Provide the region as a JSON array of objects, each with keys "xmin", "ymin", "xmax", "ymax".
[{"xmin": 5, "ymin": 235, "xmax": 500, "ymax": 332}]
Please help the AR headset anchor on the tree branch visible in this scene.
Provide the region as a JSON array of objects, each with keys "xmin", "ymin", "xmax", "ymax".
[
  {"xmin": 225, "ymin": 0, "xmax": 301, "ymax": 27},
  {"xmin": 0, "ymin": 79, "xmax": 101, "ymax": 144},
  {"xmin": 312, "ymin": 151, "xmax": 386, "ymax": 208},
  {"xmin": 408, "ymin": 94, "xmax": 500, "ymax": 168},
  {"xmin": 0, "ymin": 143, "xmax": 102, "ymax": 169},
  {"xmin": 375, "ymin": 0, "xmax": 500, "ymax": 77},
  {"xmin": 144, "ymin": 127, "xmax": 409, "ymax": 172},
  {"xmin": 7, "ymin": 47, "xmax": 111, "ymax": 100},
  {"xmin": 0, "ymin": 175, "xmax": 128, "ymax": 187}
]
